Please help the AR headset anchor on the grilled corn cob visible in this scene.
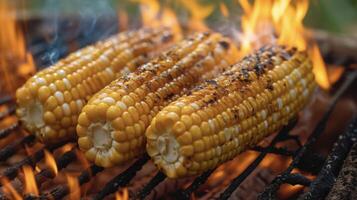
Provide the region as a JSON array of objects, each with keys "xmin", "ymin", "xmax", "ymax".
[
  {"xmin": 77, "ymin": 32, "xmax": 239, "ymax": 167},
  {"xmin": 16, "ymin": 27, "xmax": 174, "ymax": 143},
  {"xmin": 146, "ymin": 46, "xmax": 317, "ymax": 178}
]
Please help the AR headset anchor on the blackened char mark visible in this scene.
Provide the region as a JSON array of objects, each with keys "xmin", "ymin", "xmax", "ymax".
[
  {"xmin": 219, "ymin": 41, "xmax": 230, "ymax": 50},
  {"xmin": 161, "ymin": 33, "xmax": 173, "ymax": 43},
  {"xmin": 266, "ymin": 78, "xmax": 274, "ymax": 91},
  {"xmin": 164, "ymin": 92, "xmax": 175, "ymax": 101},
  {"xmin": 205, "ymin": 79, "xmax": 219, "ymax": 87}
]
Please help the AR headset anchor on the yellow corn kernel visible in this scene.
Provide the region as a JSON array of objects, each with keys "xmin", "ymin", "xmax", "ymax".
[
  {"xmin": 78, "ymin": 32, "xmax": 239, "ymax": 167},
  {"xmin": 146, "ymin": 46, "xmax": 317, "ymax": 178},
  {"xmin": 16, "ymin": 27, "xmax": 174, "ymax": 143}
]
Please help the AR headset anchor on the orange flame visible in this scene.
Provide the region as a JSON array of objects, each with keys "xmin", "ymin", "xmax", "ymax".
[
  {"xmin": 134, "ymin": 0, "xmax": 182, "ymax": 40},
  {"xmin": 310, "ymin": 43, "xmax": 330, "ymax": 90},
  {"xmin": 179, "ymin": 0, "xmax": 214, "ymax": 32},
  {"xmin": 118, "ymin": 9, "xmax": 129, "ymax": 31},
  {"xmin": 0, "ymin": 1, "xmax": 35, "ymax": 94},
  {"xmin": 327, "ymin": 66, "xmax": 344, "ymax": 85},
  {"xmin": 0, "ymin": 178, "xmax": 22, "ymax": 200},
  {"xmin": 66, "ymin": 174, "xmax": 80, "ymax": 200},
  {"xmin": 57, "ymin": 143, "xmax": 75, "ymax": 155},
  {"xmin": 275, "ymin": 0, "xmax": 308, "ymax": 50},
  {"xmin": 115, "ymin": 188, "xmax": 129, "ymax": 200},
  {"xmin": 44, "ymin": 150, "xmax": 58, "ymax": 175},
  {"xmin": 219, "ymin": 3, "xmax": 229, "ymax": 17},
  {"xmin": 23, "ymin": 165, "xmax": 39, "ymax": 196},
  {"xmin": 238, "ymin": 0, "xmax": 274, "ymax": 56},
  {"xmin": 237, "ymin": 0, "xmax": 331, "ymax": 89}
]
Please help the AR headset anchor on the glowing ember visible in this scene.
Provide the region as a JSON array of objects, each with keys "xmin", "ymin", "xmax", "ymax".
[
  {"xmin": 67, "ymin": 174, "xmax": 80, "ymax": 200},
  {"xmin": 44, "ymin": 150, "xmax": 58, "ymax": 175},
  {"xmin": 23, "ymin": 165, "xmax": 39, "ymax": 196},
  {"xmin": 0, "ymin": 1, "xmax": 35, "ymax": 95},
  {"xmin": 0, "ymin": 177, "xmax": 22, "ymax": 200},
  {"xmin": 115, "ymin": 188, "xmax": 129, "ymax": 200}
]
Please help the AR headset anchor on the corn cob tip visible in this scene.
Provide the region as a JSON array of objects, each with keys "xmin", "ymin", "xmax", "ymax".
[
  {"xmin": 77, "ymin": 104, "xmax": 123, "ymax": 168},
  {"xmin": 146, "ymin": 107, "xmax": 196, "ymax": 178},
  {"xmin": 15, "ymin": 79, "xmax": 78, "ymax": 142},
  {"xmin": 16, "ymin": 88, "xmax": 45, "ymax": 131}
]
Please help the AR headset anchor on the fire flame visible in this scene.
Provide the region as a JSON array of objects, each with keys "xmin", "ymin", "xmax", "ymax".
[
  {"xmin": 0, "ymin": 1, "xmax": 35, "ymax": 95},
  {"xmin": 118, "ymin": 9, "xmax": 129, "ymax": 31},
  {"xmin": 44, "ymin": 150, "xmax": 58, "ymax": 175},
  {"xmin": 67, "ymin": 174, "xmax": 80, "ymax": 200},
  {"xmin": 57, "ymin": 143, "xmax": 75, "ymax": 155},
  {"xmin": 115, "ymin": 188, "xmax": 129, "ymax": 200},
  {"xmin": 179, "ymin": 0, "xmax": 214, "ymax": 31},
  {"xmin": 1, "ymin": 178, "xmax": 22, "ymax": 200},
  {"xmin": 310, "ymin": 43, "xmax": 330, "ymax": 90},
  {"xmin": 219, "ymin": 3, "xmax": 229, "ymax": 17},
  {"xmin": 134, "ymin": 0, "xmax": 182, "ymax": 40},
  {"xmin": 23, "ymin": 165, "xmax": 39, "ymax": 196},
  {"xmin": 327, "ymin": 65, "xmax": 344, "ymax": 85},
  {"xmin": 237, "ymin": 0, "xmax": 331, "ymax": 89}
]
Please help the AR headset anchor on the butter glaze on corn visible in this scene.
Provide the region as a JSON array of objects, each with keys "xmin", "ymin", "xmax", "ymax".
[
  {"xmin": 16, "ymin": 28, "xmax": 174, "ymax": 143},
  {"xmin": 146, "ymin": 46, "xmax": 317, "ymax": 178},
  {"xmin": 77, "ymin": 32, "xmax": 239, "ymax": 167}
]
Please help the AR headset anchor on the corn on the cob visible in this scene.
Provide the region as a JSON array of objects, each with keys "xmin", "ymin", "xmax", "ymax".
[
  {"xmin": 77, "ymin": 32, "xmax": 239, "ymax": 167},
  {"xmin": 16, "ymin": 27, "xmax": 174, "ymax": 143},
  {"xmin": 146, "ymin": 46, "xmax": 317, "ymax": 178}
]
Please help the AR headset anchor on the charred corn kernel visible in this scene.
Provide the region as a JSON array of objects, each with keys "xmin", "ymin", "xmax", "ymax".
[
  {"xmin": 147, "ymin": 46, "xmax": 317, "ymax": 178},
  {"xmin": 78, "ymin": 32, "xmax": 239, "ymax": 167},
  {"xmin": 16, "ymin": 27, "xmax": 174, "ymax": 143}
]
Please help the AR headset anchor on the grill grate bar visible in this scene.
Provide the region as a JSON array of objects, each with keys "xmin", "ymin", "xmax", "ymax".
[
  {"xmin": 135, "ymin": 171, "xmax": 166, "ymax": 200},
  {"xmin": 251, "ymin": 146, "xmax": 296, "ymax": 157},
  {"xmin": 93, "ymin": 154, "xmax": 150, "ymax": 200},
  {"xmin": 258, "ymin": 70, "xmax": 357, "ymax": 200},
  {"xmin": 34, "ymin": 148, "xmax": 77, "ymax": 188},
  {"xmin": 0, "ymin": 135, "xmax": 35, "ymax": 162},
  {"xmin": 178, "ymin": 168, "xmax": 216, "ymax": 200},
  {"xmin": 0, "ymin": 122, "xmax": 20, "ymax": 139},
  {"xmin": 0, "ymin": 105, "xmax": 15, "ymax": 121},
  {"xmin": 218, "ymin": 119, "xmax": 298, "ymax": 200},
  {"xmin": 280, "ymin": 173, "xmax": 312, "ymax": 186},
  {"xmin": 0, "ymin": 96, "xmax": 13, "ymax": 105},
  {"xmin": 296, "ymin": 153, "xmax": 326, "ymax": 174},
  {"xmin": 0, "ymin": 140, "xmax": 70, "ymax": 184},
  {"xmin": 298, "ymin": 116, "xmax": 357, "ymax": 199},
  {"xmin": 39, "ymin": 164, "xmax": 104, "ymax": 200}
]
